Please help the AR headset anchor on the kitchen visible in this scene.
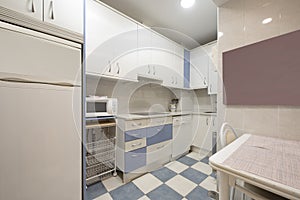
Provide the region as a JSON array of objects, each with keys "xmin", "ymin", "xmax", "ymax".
[{"xmin": 0, "ymin": 0, "xmax": 299, "ymax": 200}]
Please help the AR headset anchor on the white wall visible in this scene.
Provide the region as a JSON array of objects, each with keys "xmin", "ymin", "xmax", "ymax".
[{"xmin": 217, "ymin": 0, "xmax": 300, "ymax": 140}]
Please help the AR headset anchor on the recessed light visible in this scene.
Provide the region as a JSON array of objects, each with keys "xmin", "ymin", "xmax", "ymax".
[
  {"xmin": 262, "ymin": 18, "xmax": 272, "ymax": 24},
  {"xmin": 180, "ymin": 0, "xmax": 195, "ymax": 8}
]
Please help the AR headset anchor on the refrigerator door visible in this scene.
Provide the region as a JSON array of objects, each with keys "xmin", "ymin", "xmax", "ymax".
[
  {"xmin": 0, "ymin": 81, "xmax": 82, "ymax": 200},
  {"xmin": 0, "ymin": 21, "xmax": 81, "ymax": 86}
]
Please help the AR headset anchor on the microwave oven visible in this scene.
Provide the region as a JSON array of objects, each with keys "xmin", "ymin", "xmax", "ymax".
[{"xmin": 86, "ymin": 96, "xmax": 118, "ymax": 118}]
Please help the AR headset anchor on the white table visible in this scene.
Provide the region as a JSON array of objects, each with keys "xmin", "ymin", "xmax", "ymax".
[{"xmin": 209, "ymin": 134, "xmax": 300, "ymax": 200}]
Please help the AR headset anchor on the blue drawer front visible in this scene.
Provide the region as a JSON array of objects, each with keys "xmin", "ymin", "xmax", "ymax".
[
  {"xmin": 125, "ymin": 147, "xmax": 146, "ymax": 172},
  {"xmin": 125, "ymin": 128, "xmax": 147, "ymax": 142},
  {"xmin": 146, "ymin": 124, "xmax": 172, "ymax": 146}
]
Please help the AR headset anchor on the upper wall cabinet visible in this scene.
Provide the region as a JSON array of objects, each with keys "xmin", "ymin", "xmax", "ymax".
[
  {"xmin": 86, "ymin": 0, "xmax": 138, "ymax": 81},
  {"xmin": 190, "ymin": 47, "xmax": 208, "ymax": 89},
  {"xmin": 0, "ymin": 0, "xmax": 43, "ymax": 20},
  {"xmin": 43, "ymin": 0, "xmax": 83, "ymax": 34},
  {"xmin": 0, "ymin": 0, "xmax": 83, "ymax": 34},
  {"xmin": 137, "ymin": 24, "xmax": 184, "ymax": 89},
  {"xmin": 190, "ymin": 41, "xmax": 218, "ymax": 94}
]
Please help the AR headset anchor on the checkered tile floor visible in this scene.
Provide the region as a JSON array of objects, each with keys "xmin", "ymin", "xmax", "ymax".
[{"xmin": 87, "ymin": 152, "xmax": 217, "ymax": 200}]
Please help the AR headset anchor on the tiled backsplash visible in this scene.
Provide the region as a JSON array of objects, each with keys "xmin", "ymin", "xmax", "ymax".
[
  {"xmin": 217, "ymin": 0, "xmax": 300, "ymax": 140},
  {"xmin": 86, "ymin": 77, "xmax": 215, "ymax": 114}
]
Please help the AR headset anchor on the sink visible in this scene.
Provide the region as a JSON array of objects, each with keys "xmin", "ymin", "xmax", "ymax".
[{"xmin": 130, "ymin": 112, "xmax": 169, "ymax": 116}]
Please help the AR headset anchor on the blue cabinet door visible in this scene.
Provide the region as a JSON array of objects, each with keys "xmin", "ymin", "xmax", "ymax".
[
  {"xmin": 124, "ymin": 147, "xmax": 146, "ymax": 172},
  {"xmin": 146, "ymin": 124, "xmax": 172, "ymax": 146},
  {"xmin": 125, "ymin": 128, "xmax": 147, "ymax": 142}
]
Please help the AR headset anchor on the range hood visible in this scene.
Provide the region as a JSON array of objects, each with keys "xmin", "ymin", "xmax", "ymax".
[{"xmin": 137, "ymin": 74, "xmax": 163, "ymax": 84}]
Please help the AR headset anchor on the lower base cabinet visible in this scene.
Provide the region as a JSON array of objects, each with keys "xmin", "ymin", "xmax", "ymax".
[
  {"xmin": 117, "ymin": 117, "xmax": 173, "ymax": 182},
  {"xmin": 124, "ymin": 147, "xmax": 146, "ymax": 172}
]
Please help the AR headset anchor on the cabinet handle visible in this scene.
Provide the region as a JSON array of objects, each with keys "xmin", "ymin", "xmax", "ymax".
[
  {"xmin": 153, "ymin": 66, "xmax": 156, "ymax": 75},
  {"xmin": 116, "ymin": 62, "xmax": 120, "ymax": 74},
  {"xmin": 108, "ymin": 61, "xmax": 112, "ymax": 72},
  {"xmin": 148, "ymin": 65, "xmax": 151, "ymax": 74},
  {"xmin": 131, "ymin": 142, "xmax": 142, "ymax": 147},
  {"xmin": 156, "ymin": 145, "xmax": 164, "ymax": 150},
  {"xmin": 49, "ymin": 1, "xmax": 54, "ymax": 20},
  {"xmin": 30, "ymin": 0, "xmax": 35, "ymax": 13},
  {"xmin": 210, "ymin": 84, "xmax": 212, "ymax": 92},
  {"xmin": 131, "ymin": 154, "xmax": 138, "ymax": 158},
  {"xmin": 203, "ymin": 77, "xmax": 207, "ymax": 85},
  {"xmin": 171, "ymin": 76, "xmax": 174, "ymax": 84},
  {"xmin": 175, "ymin": 77, "xmax": 178, "ymax": 84},
  {"xmin": 206, "ymin": 118, "xmax": 208, "ymax": 126}
]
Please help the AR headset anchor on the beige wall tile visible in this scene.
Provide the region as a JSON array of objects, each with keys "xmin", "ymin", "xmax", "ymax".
[
  {"xmin": 278, "ymin": 106, "xmax": 300, "ymax": 140},
  {"xmin": 224, "ymin": 106, "xmax": 245, "ymax": 129},
  {"xmin": 244, "ymin": 0, "xmax": 281, "ymax": 45},
  {"xmin": 243, "ymin": 106, "xmax": 279, "ymax": 137},
  {"xmin": 279, "ymin": 0, "xmax": 300, "ymax": 34}
]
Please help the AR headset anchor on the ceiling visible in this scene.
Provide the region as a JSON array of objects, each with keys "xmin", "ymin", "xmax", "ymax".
[{"xmin": 99, "ymin": 0, "xmax": 218, "ymax": 50}]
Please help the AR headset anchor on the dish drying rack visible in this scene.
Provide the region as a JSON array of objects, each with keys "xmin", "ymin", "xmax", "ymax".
[{"xmin": 85, "ymin": 117, "xmax": 117, "ymax": 186}]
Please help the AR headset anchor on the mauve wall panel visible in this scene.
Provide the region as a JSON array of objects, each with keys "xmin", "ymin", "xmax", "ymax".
[{"xmin": 223, "ymin": 30, "xmax": 300, "ymax": 106}]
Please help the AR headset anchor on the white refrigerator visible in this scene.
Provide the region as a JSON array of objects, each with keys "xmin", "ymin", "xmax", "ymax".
[{"xmin": 0, "ymin": 21, "xmax": 82, "ymax": 199}]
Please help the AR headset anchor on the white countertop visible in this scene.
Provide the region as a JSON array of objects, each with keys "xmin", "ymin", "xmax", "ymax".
[{"xmin": 116, "ymin": 111, "xmax": 216, "ymax": 120}]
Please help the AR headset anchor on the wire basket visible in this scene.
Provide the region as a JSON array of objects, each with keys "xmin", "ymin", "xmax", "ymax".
[
  {"xmin": 86, "ymin": 149, "xmax": 115, "ymax": 167},
  {"xmin": 86, "ymin": 138, "xmax": 116, "ymax": 155},
  {"xmin": 86, "ymin": 161, "xmax": 114, "ymax": 179}
]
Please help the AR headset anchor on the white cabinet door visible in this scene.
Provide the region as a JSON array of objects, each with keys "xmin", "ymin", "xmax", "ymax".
[
  {"xmin": 137, "ymin": 25, "xmax": 152, "ymax": 70},
  {"xmin": 0, "ymin": 0, "xmax": 43, "ymax": 20},
  {"xmin": 43, "ymin": 0, "xmax": 83, "ymax": 34},
  {"xmin": 208, "ymin": 58, "xmax": 218, "ymax": 95},
  {"xmin": 86, "ymin": 0, "xmax": 137, "ymax": 80},
  {"xmin": 192, "ymin": 115, "xmax": 213, "ymax": 151},
  {"xmin": 190, "ymin": 47, "xmax": 208, "ymax": 89}
]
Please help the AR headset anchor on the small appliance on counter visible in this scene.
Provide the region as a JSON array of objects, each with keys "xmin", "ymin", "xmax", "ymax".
[
  {"xmin": 169, "ymin": 98, "xmax": 179, "ymax": 112},
  {"xmin": 86, "ymin": 96, "xmax": 118, "ymax": 118}
]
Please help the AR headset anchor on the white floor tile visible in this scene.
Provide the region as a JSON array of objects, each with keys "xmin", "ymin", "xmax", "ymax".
[
  {"xmin": 191, "ymin": 162, "xmax": 212, "ymax": 175},
  {"xmin": 132, "ymin": 173, "xmax": 163, "ymax": 194},
  {"xmin": 165, "ymin": 175, "xmax": 197, "ymax": 196},
  {"xmin": 199, "ymin": 176, "xmax": 217, "ymax": 192},
  {"xmin": 94, "ymin": 193, "xmax": 113, "ymax": 200},
  {"xmin": 102, "ymin": 176, "xmax": 124, "ymax": 192},
  {"xmin": 165, "ymin": 161, "xmax": 189, "ymax": 173},
  {"xmin": 186, "ymin": 152, "xmax": 206, "ymax": 160},
  {"xmin": 138, "ymin": 195, "xmax": 151, "ymax": 200}
]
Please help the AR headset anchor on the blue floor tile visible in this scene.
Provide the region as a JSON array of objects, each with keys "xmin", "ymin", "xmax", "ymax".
[
  {"xmin": 147, "ymin": 184, "xmax": 182, "ymax": 200},
  {"xmin": 186, "ymin": 186, "xmax": 210, "ymax": 200},
  {"xmin": 86, "ymin": 182, "xmax": 107, "ymax": 200},
  {"xmin": 201, "ymin": 156, "xmax": 209, "ymax": 164},
  {"xmin": 211, "ymin": 171, "xmax": 217, "ymax": 179},
  {"xmin": 110, "ymin": 182, "xmax": 144, "ymax": 200},
  {"xmin": 180, "ymin": 168, "xmax": 208, "ymax": 184},
  {"xmin": 151, "ymin": 167, "xmax": 177, "ymax": 182},
  {"xmin": 177, "ymin": 156, "xmax": 198, "ymax": 166}
]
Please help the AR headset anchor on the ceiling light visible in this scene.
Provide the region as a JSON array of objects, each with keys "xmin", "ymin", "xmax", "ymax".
[
  {"xmin": 180, "ymin": 0, "xmax": 195, "ymax": 8},
  {"xmin": 262, "ymin": 18, "xmax": 272, "ymax": 24}
]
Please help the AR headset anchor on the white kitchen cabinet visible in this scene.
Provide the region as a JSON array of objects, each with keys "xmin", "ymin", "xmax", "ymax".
[
  {"xmin": 207, "ymin": 42, "xmax": 218, "ymax": 95},
  {"xmin": 137, "ymin": 24, "xmax": 185, "ymax": 87},
  {"xmin": 43, "ymin": 0, "xmax": 83, "ymax": 34},
  {"xmin": 0, "ymin": 0, "xmax": 43, "ymax": 20},
  {"xmin": 192, "ymin": 115, "xmax": 217, "ymax": 152},
  {"xmin": 86, "ymin": 0, "xmax": 138, "ymax": 81},
  {"xmin": 0, "ymin": 0, "xmax": 83, "ymax": 34},
  {"xmin": 208, "ymin": 58, "xmax": 218, "ymax": 95},
  {"xmin": 190, "ymin": 46, "xmax": 208, "ymax": 89}
]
